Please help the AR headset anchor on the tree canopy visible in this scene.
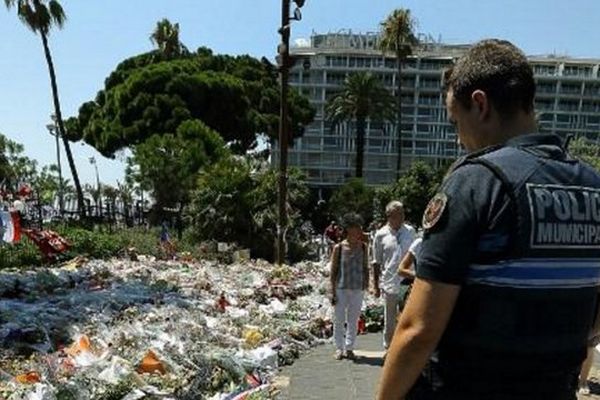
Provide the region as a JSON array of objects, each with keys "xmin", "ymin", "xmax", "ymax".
[
  {"xmin": 4, "ymin": 0, "xmax": 66, "ymax": 35},
  {"xmin": 150, "ymin": 18, "xmax": 186, "ymax": 58},
  {"xmin": 0, "ymin": 132, "xmax": 68, "ymax": 205},
  {"xmin": 391, "ymin": 161, "xmax": 445, "ymax": 225},
  {"xmin": 72, "ymin": 48, "xmax": 315, "ymax": 156},
  {"xmin": 0, "ymin": 132, "xmax": 38, "ymax": 190},
  {"xmin": 187, "ymin": 157, "xmax": 311, "ymax": 261},
  {"xmin": 328, "ymin": 178, "xmax": 375, "ymax": 225},
  {"xmin": 125, "ymin": 119, "xmax": 228, "ymax": 219},
  {"xmin": 379, "ymin": 8, "xmax": 418, "ymax": 60}
]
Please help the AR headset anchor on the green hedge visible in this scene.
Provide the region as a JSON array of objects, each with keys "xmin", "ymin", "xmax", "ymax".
[{"xmin": 0, "ymin": 226, "xmax": 199, "ymax": 269}]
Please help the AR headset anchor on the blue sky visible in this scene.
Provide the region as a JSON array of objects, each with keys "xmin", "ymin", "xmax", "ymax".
[{"xmin": 1, "ymin": 0, "xmax": 599, "ymax": 186}]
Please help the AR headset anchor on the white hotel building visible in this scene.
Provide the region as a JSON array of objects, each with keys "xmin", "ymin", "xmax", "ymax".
[{"xmin": 271, "ymin": 31, "xmax": 600, "ymax": 188}]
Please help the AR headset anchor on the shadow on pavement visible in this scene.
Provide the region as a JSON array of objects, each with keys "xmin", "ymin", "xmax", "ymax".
[{"xmin": 352, "ymin": 355, "xmax": 384, "ymax": 367}]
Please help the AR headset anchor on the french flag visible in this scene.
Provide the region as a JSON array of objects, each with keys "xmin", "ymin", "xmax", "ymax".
[{"xmin": 0, "ymin": 211, "xmax": 21, "ymax": 244}]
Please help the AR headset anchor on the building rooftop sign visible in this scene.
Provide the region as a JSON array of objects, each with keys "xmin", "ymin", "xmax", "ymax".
[{"xmin": 309, "ymin": 29, "xmax": 443, "ymax": 51}]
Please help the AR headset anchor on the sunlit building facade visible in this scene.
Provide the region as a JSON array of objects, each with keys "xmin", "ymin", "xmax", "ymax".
[{"xmin": 271, "ymin": 31, "xmax": 600, "ymax": 188}]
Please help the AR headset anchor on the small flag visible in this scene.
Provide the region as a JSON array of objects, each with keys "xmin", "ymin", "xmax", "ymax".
[{"xmin": 0, "ymin": 211, "xmax": 21, "ymax": 244}]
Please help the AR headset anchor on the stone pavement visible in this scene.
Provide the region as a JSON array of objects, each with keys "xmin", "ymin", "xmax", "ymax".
[
  {"xmin": 276, "ymin": 333, "xmax": 384, "ymax": 399},
  {"xmin": 275, "ymin": 333, "xmax": 600, "ymax": 399}
]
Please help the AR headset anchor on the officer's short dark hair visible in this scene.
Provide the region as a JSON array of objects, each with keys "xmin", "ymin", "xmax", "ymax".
[{"xmin": 444, "ymin": 39, "xmax": 535, "ymax": 118}]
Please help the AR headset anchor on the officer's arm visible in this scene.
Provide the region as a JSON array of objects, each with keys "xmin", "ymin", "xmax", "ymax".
[{"xmin": 376, "ymin": 278, "xmax": 460, "ymax": 400}]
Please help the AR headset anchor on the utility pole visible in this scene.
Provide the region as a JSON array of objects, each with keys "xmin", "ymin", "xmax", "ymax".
[
  {"xmin": 276, "ymin": 0, "xmax": 306, "ymax": 266},
  {"xmin": 276, "ymin": 0, "xmax": 291, "ymax": 266}
]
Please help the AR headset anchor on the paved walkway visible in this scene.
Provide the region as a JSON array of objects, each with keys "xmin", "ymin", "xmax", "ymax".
[
  {"xmin": 277, "ymin": 333, "xmax": 384, "ymax": 399},
  {"xmin": 276, "ymin": 334, "xmax": 600, "ymax": 400}
]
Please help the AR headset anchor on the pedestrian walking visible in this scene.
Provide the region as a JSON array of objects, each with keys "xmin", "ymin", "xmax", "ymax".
[
  {"xmin": 330, "ymin": 213, "xmax": 370, "ymax": 360},
  {"xmin": 372, "ymin": 201, "xmax": 415, "ymax": 352}
]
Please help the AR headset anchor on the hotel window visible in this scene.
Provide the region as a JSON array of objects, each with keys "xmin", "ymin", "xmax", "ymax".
[
  {"xmin": 385, "ymin": 58, "xmax": 396, "ymax": 69},
  {"xmin": 355, "ymin": 57, "xmax": 370, "ymax": 68},
  {"xmin": 420, "ymin": 60, "xmax": 441, "ymax": 70},
  {"xmin": 584, "ymin": 84, "xmax": 600, "ymax": 95},
  {"xmin": 582, "ymin": 102, "xmax": 595, "ymax": 112},
  {"xmin": 533, "ymin": 64, "xmax": 556, "ymax": 76},
  {"xmin": 403, "ymin": 59, "xmax": 417, "ymax": 69},
  {"xmin": 561, "ymin": 83, "xmax": 580, "ymax": 94},
  {"xmin": 401, "ymin": 94, "xmax": 414, "ymax": 104},
  {"xmin": 588, "ymin": 116, "xmax": 600, "ymax": 124},
  {"xmin": 559, "ymin": 100, "xmax": 579, "ymax": 111},
  {"xmin": 563, "ymin": 65, "xmax": 583, "ymax": 76},
  {"xmin": 537, "ymin": 82, "xmax": 556, "ymax": 93},
  {"xmin": 535, "ymin": 100, "xmax": 553, "ymax": 110},
  {"xmin": 327, "ymin": 72, "xmax": 346, "ymax": 85},
  {"xmin": 328, "ymin": 56, "xmax": 346, "ymax": 67},
  {"xmin": 420, "ymin": 78, "xmax": 440, "ymax": 89},
  {"xmin": 401, "ymin": 78, "xmax": 415, "ymax": 88},
  {"xmin": 418, "ymin": 94, "xmax": 438, "ymax": 105}
]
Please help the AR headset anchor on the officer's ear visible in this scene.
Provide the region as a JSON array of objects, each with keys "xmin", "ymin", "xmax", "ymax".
[{"xmin": 471, "ymin": 90, "xmax": 491, "ymax": 122}]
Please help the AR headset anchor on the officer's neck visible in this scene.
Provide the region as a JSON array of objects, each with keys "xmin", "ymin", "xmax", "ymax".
[{"xmin": 473, "ymin": 112, "xmax": 537, "ymax": 150}]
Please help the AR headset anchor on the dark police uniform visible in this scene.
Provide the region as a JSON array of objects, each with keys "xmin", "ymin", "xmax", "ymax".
[{"xmin": 410, "ymin": 134, "xmax": 600, "ymax": 400}]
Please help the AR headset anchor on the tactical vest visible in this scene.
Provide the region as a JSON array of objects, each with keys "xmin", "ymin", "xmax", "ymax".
[{"xmin": 438, "ymin": 138, "xmax": 600, "ymax": 376}]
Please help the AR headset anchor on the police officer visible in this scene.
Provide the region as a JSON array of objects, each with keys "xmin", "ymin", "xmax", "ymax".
[{"xmin": 377, "ymin": 39, "xmax": 600, "ymax": 400}]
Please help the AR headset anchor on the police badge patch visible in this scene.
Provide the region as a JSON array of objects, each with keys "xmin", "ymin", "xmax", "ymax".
[{"xmin": 422, "ymin": 193, "xmax": 448, "ymax": 230}]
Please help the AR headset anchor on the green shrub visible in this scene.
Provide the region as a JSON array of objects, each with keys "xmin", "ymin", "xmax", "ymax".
[
  {"xmin": 187, "ymin": 157, "xmax": 312, "ymax": 263},
  {"xmin": 0, "ymin": 226, "xmax": 202, "ymax": 269},
  {"xmin": 328, "ymin": 178, "xmax": 375, "ymax": 226},
  {"xmin": 0, "ymin": 238, "xmax": 43, "ymax": 269}
]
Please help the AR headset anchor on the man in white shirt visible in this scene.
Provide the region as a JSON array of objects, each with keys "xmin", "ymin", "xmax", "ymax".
[{"xmin": 372, "ymin": 201, "xmax": 416, "ymax": 350}]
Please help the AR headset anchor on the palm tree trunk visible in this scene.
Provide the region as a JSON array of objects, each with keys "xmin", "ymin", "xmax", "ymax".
[
  {"xmin": 356, "ymin": 117, "xmax": 366, "ymax": 178},
  {"xmin": 395, "ymin": 51, "xmax": 403, "ymax": 179},
  {"xmin": 41, "ymin": 31, "xmax": 86, "ymax": 218}
]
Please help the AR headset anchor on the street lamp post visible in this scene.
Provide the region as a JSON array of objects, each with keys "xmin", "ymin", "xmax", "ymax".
[
  {"xmin": 46, "ymin": 118, "xmax": 64, "ymax": 216},
  {"xmin": 276, "ymin": 0, "xmax": 306, "ymax": 266},
  {"xmin": 89, "ymin": 157, "xmax": 102, "ymax": 217}
]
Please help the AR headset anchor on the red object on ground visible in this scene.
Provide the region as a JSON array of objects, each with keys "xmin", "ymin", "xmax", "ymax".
[
  {"xmin": 22, "ymin": 229, "xmax": 70, "ymax": 260},
  {"xmin": 15, "ymin": 371, "xmax": 41, "ymax": 384},
  {"xmin": 137, "ymin": 349, "xmax": 166, "ymax": 375},
  {"xmin": 216, "ymin": 293, "xmax": 230, "ymax": 312},
  {"xmin": 357, "ymin": 315, "xmax": 366, "ymax": 335}
]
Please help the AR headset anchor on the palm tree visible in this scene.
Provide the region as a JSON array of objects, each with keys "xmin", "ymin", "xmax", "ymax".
[
  {"xmin": 150, "ymin": 18, "xmax": 186, "ymax": 58},
  {"xmin": 379, "ymin": 8, "xmax": 418, "ymax": 177},
  {"xmin": 83, "ymin": 183, "xmax": 102, "ymax": 217},
  {"xmin": 4, "ymin": 0, "xmax": 86, "ymax": 217},
  {"xmin": 102, "ymin": 184, "xmax": 119, "ymax": 222},
  {"xmin": 116, "ymin": 180, "xmax": 134, "ymax": 226},
  {"xmin": 326, "ymin": 72, "xmax": 395, "ymax": 178}
]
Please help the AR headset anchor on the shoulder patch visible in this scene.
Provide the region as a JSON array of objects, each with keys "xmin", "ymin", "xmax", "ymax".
[{"xmin": 422, "ymin": 193, "xmax": 448, "ymax": 230}]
